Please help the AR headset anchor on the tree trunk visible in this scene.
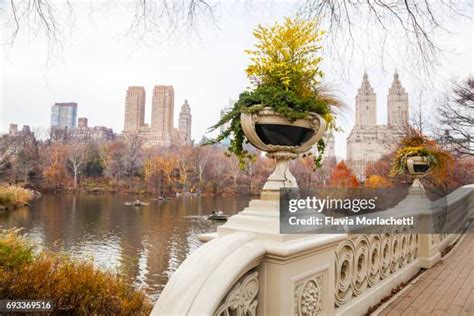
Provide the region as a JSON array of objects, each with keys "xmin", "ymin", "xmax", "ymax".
[{"xmin": 24, "ymin": 168, "xmax": 28, "ymax": 184}]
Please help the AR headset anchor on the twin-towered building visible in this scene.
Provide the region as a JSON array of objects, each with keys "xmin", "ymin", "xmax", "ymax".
[
  {"xmin": 123, "ymin": 85, "xmax": 192, "ymax": 147},
  {"xmin": 346, "ymin": 71, "xmax": 409, "ymax": 179}
]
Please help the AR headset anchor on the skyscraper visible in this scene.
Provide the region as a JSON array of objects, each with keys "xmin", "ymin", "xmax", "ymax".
[
  {"xmin": 179, "ymin": 100, "xmax": 192, "ymax": 146},
  {"xmin": 50, "ymin": 103, "xmax": 78, "ymax": 129},
  {"xmin": 124, "ymin": 86, "xmax": 146, "ymax": 132},
  {"xmin": 151, "ymin": 85, "xmax": 174, "ymax": 146}
]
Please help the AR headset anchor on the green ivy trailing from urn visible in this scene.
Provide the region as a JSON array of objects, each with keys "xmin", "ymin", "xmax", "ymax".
[{"xmin": 206, "ymin": 17, "xmax": 342, "ymax": 168}]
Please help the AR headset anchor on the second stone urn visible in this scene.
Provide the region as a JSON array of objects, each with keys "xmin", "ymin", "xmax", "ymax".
[
  {"xmin": 241, "ymin": 107, "xmax": 326, "ymax": 199},
  {"xmin": 406, "ymin": 156, "xmax": 430, "ymax": 194}
]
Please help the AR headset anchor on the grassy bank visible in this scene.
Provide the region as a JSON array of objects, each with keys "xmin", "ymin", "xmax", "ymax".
[
  {"xmin": 0, "ymin": 229, "xmax": 152, "ymax": 315},
  {"xmin": 0, "ymin": 185, "xmax": 34, "ymax": 210}
]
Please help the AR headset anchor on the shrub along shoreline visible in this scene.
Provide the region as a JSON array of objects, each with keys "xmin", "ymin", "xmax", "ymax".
[
  {"xmin": 0, "ymin": 185, "xmax": 36, "ymax": 211},
  {"xmin": 0, "ymin": 229, "xmax": 152, "ymax": 315}
]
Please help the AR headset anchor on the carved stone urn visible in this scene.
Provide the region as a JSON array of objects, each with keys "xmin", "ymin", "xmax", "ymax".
[
  {"xmin": 241, "ymin": 107, "xmax": 326, "ymax": 199},
  {"xmin": 406, "ymin": 156, "xmax": 430, "ymax": 194}
]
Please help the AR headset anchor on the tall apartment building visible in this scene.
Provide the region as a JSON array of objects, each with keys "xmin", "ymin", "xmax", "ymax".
[
  {"xmin": 179, "ymin": 100, "xmax": 192, "ymax": 146},
  {"xmin": 346, "ymin": 71, "xmax": 409, "ymax": 179},
  {"xmin": 123, "ymin": 85, "xmax": 192, "ymax": 147},
  {"xmin": 124, "ymin": 86, "xmax": 146, "ymax": 132},
  {"xmin": 50, "ymin": 103, "xmax": 78, "ymax": 129},
  {"xmin": 151, "ymin": 85, "xmax": 174, "ymax": 146}
]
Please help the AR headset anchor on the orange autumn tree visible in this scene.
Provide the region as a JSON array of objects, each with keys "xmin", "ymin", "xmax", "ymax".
[
  {"xmin": 365, "ymin": 175, "xmax": 392, "ymax": 188},
  {"xmin": 328, "ymin": 161, "xmax": 360, "ymax": 188},
  {"xmin": 43, "ymin": 144, "xmax": 68, "ymax": 189}
]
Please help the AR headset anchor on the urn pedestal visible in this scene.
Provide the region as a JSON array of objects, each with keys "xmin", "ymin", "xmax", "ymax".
[{"xmin": 396, "ymin": 156, "xmax": 431, "ymax": 209}]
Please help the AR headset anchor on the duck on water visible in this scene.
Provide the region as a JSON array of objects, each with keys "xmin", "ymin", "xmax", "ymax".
[
  {"xmin": 207, "ymin": 211, "xmax": 228, "ymax": 221},
  {"xmin": 124, "ymin": 200, "xmax": 149, "ymax": 207}
]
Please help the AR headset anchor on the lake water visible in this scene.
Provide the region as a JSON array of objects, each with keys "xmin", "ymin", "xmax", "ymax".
[{"xmin": 0, "ymin": 194, "xmax": 250, "ymax": 302}]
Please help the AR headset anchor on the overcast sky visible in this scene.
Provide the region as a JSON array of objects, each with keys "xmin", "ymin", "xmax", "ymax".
[{"xmin": 1, "ymin": 1, "xmax": 472, "ymax": 158}]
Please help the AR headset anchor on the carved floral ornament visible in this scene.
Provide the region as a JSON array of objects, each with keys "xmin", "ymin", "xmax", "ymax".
[
  {"xmin": 215, "ymin": 270, "xmax": 259, "ymax": 316},
  {"xmin": 294, "ymin": 274, "xmax": 325, "ymax": 316},
  {"xmin": 335, "ymin": 233, "xmax": 418, "ymax": 307}
]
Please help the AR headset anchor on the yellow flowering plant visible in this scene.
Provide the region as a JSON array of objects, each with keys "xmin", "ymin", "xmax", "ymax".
[{"xmin": 207, "ymin": 17, "xmax": 341, "ymax": 167}]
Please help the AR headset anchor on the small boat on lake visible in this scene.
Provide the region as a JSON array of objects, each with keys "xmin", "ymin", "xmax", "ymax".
[
  {"xmin": 125, "ymin": 200, "xmax": 149, "ymax": 207},
  {"xmin": 207, "ymin": 211, "xmax": 228, "ymax": 221}
]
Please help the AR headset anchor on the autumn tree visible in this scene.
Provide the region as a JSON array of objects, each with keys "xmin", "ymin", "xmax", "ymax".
[
  {"xmin": 43, "ymin": 144, "xmax": 68, "ymax": 189},
  {"xmin": 365, "ymin": 175, "xmax": 392, "ymax": 189},
  {"xmin": 102, "ymin": 141, "xmax": 126, "ymax": 188},
  {"xmin": 207, "ymin": 151, "xmax": 229, "ymax": 194},
  {"xmin": 176, "ymin": 148, "xmax": 193, "ymax": 192},
  {"xmin": 83, "ymin": 143, "xmax": 104, "ymax": 178},
  {"xmin": 122, "ymin": 133, "xmax": 144, "ymax": 190},
  {"xmin": 14, "ymin": 132, "xmax": 40, "ymax": 184},
  {"xmin": 143, "ymin": 156, "xmax": 166, "ymax": 196},
  {"xmin": 328, "ymin": 161, "xmax": 360, "ymax": 188}
]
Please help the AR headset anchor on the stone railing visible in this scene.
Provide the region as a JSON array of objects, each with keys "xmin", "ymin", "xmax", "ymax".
[{"xmin": 152, "ymin": 184, "xmax": 474, "ymax": 315}]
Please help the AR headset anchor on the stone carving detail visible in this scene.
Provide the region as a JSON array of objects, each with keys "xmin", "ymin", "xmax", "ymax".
[
  {"xmin": 335, "ymin": 233, "xmax": 418, "ymax": 307},
  {"xmin": 294, "ymin": 273, "xmax": 325, "ymax": 316},
  {"xmin": 215, "ymin": 270, "xmax": 259, "ymax": 316}
]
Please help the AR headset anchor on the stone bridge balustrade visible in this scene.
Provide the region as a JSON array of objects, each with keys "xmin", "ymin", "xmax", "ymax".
[{"xmin": 152, "ymin": 184, "xmax": 474, "ymax": 316}]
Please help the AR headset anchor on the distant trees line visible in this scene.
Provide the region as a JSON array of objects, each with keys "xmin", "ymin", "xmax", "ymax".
[
  {"xmin": 0, "ymin": 132, "xmax": 274, "ymax": 195},
  {"xmin": 0, "ymin": 128, "xmax": 471, "ymax": 198}
]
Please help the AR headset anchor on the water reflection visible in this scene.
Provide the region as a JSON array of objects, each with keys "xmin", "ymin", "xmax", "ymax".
[{"xmin": 0, "ymin": 194, "xmax": 250, "ymax": 302}]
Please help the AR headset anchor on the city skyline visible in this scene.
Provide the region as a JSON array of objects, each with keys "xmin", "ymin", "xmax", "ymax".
[
  {"xmin": 1, "ymin": 2, "xmax": 472, "ymax": 158},
  {"xmin": 123, "ymin": 85, "xmax": 192, "ymax": 147}
]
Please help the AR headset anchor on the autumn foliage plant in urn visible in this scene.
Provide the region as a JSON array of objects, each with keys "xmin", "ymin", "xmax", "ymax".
[
  {"xmin": 391, "ymin": 128, "xmax": 451, "ymax": 195},
  {"xmin": 207, "ymin": 18, "xmax": 341, "ymax": 199}
]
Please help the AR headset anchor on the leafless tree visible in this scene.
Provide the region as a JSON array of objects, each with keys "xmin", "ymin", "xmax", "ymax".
[
  {"xmin": 3, "ymin": 1, "xmax": 472, "ymax": 70},
  {"xmin": 436, "ymin": 76, "xmax": 474, "ymax": 157},
  {"xmin": 67, "ymin": 143, "xmax": 88, "ymax": 188},
  {"xmin": 228, "ymin": 156, "xmax": 241, "ymax": 193},
  {"xmin": 410, "ymin": 90, "xmax": 429, "ymax": 134},
  {"xmin": 193, "ymin": 146, "xmax": 212, "ymax": 191},
  {"xmin": 298, "ymin": 1, "xmax": 472, "ymax": 73}
]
